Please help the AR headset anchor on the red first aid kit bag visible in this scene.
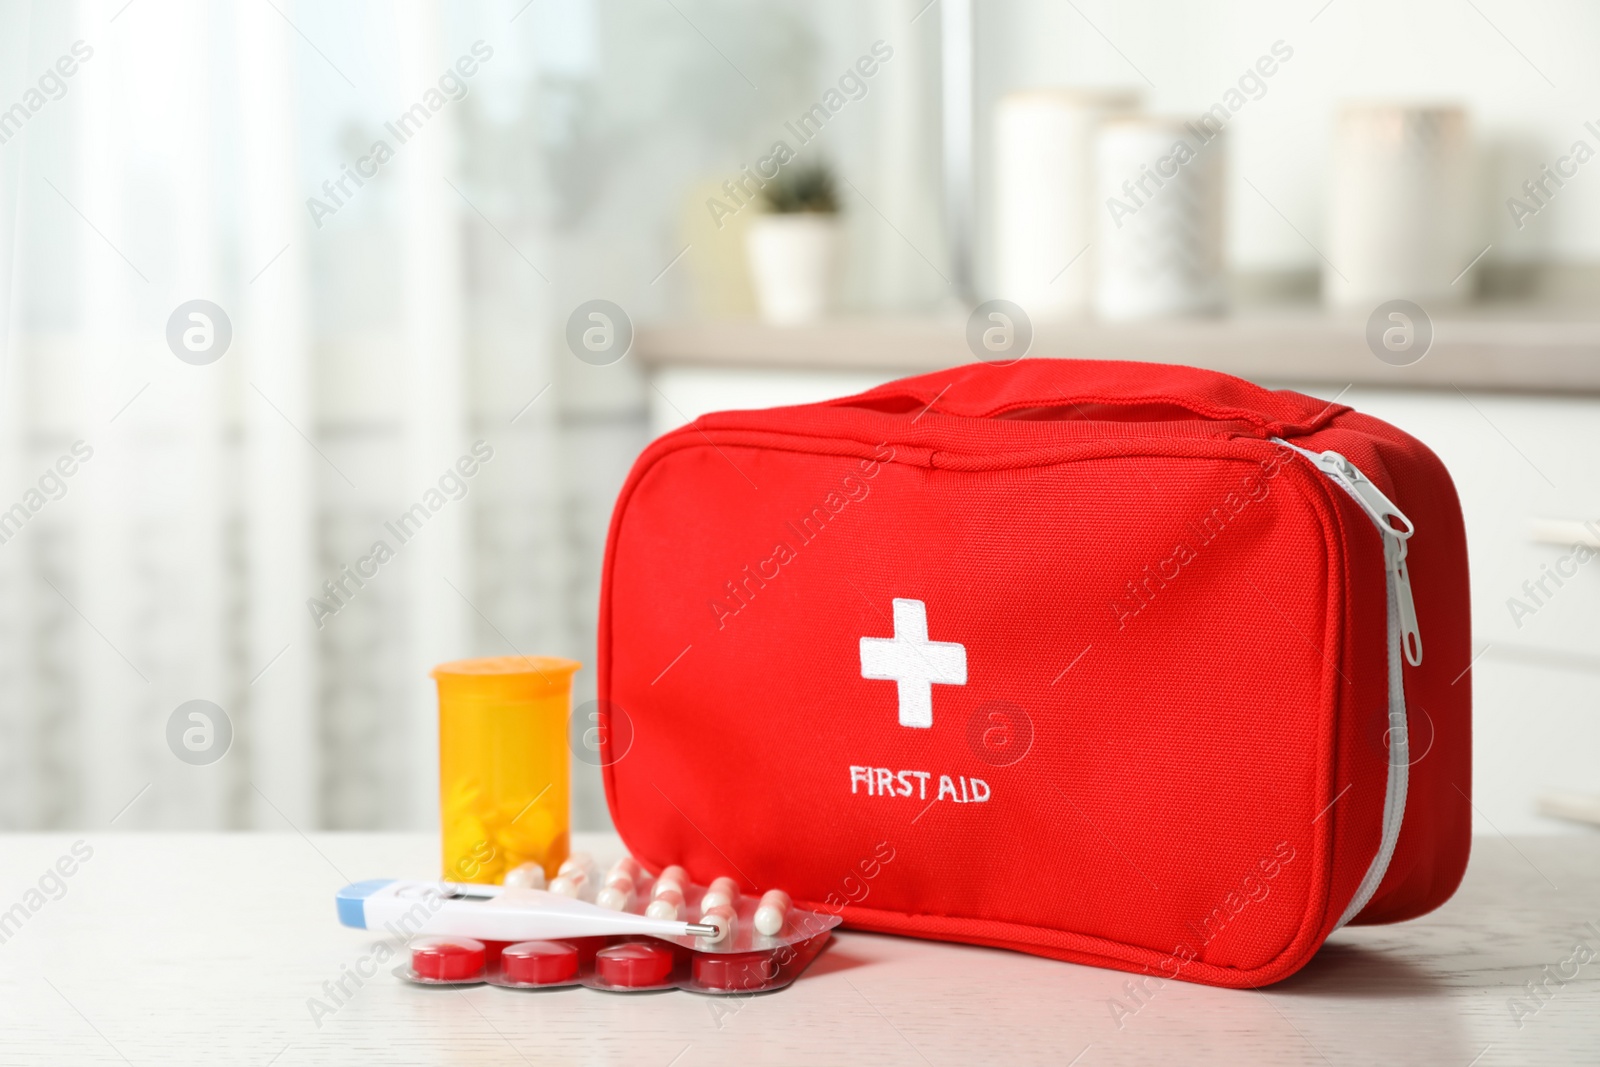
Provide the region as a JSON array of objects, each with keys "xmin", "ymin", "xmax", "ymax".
[{"xmin": 597, "ymin": 358, "xmax": 1471, "ymax": 988}]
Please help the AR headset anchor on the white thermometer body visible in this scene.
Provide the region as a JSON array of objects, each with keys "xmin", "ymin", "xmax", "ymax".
[{"xmin": 337, "ymin": 879, "xmax": 716, "ymax": 941}]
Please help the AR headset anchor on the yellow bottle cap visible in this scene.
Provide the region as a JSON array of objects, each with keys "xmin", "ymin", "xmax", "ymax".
[{"xmin": 431, "ymin": 656, "xmax": 581, "ymax": 702}]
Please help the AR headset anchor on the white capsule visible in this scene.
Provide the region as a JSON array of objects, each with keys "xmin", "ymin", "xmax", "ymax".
[
  {"xmin": 502, "ymin": 863, "xmax": 547, "ymax": 891},
  {"xmin": 700, "ymin": 903, "xmax": 735, "ymax": 944},
  {"xmin": 700, "ymin": 876, "xmax": 740, "ymax": 912},
  {"xmin": 652, "ymin": 865, "xmax": 689, "ymax": 900},
  {"xmin": 645, "ymin": 888, "xmax": 684, "ymax": 921},
  {"xmin": 558, "ymin": 852, "xmax": 598, "ymax": 881},
  {"xmin": 608, "ymin": 856, "xmax": 644, "ymax": 885},
  {"xmin": 549, "ymin": 868, "xmax": 594, "ymax": 901},
  {"xmin": 596, "ymin": 882, "xmax": 634, "ymax": 911},
  {"xmin": 754, "ymin": 889, "xmax": 791, "ymax": 936}
]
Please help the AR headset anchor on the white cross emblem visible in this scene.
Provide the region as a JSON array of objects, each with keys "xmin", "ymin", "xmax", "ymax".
[{"xmin": 859, "ymin": 598, "xmax": 967, "ymax": 729}]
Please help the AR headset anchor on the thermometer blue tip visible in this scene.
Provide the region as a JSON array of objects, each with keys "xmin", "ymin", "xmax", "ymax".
[{"xmin": 335, "ymin": 879, "xmax": 396, "ymax": 929}]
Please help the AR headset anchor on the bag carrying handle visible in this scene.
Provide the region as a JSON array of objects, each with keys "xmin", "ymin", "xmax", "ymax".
[{"xmin": 832, "ymin": 359, "xmax": 1348, "ymax": 435}]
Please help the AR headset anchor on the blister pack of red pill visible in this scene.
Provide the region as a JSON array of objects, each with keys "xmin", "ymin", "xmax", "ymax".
[
  {"xmin": 401, "ymin": 928, "xmax": 836, "ymax": 995},
  {"xmin": 362, "ymin": 854, "xmax": 841, "ymax": 996}
]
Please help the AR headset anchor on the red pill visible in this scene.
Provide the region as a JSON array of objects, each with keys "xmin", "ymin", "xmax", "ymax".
[
  {"xmin": 501, "ymin": 940, "xmax": 579, "ymax": 985},
  {"xmin": 411, "ymin": 936, "xmax": 486, "ymax": 980},
  {"xmin": 595, "ymin": 940, "xmax": 675, "ymax": 987},
  {"xmin": 694, "ymin": 949, "xmax": 780, "ymax": 992}
]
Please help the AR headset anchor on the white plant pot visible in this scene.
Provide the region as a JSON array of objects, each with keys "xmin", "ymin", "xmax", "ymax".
[{"xmin": 745, "ymin": 214, "xmax": 840, "ymax": 325}]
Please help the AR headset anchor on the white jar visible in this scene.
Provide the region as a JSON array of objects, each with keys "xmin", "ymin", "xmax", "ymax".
[
  {"xmin": 745, "ymin": 213, "xmax": 841, "ymax": 325},
  {"xmin": 1324, "ymin": 103, "xmax": 1474, "ymax": 308},
  {"xmin": 1094, "ymin": 116, "xmax": 1226, "ymax": 320},
  {"xmin": 993, "ymin": 89, "xmax": 1140, "ymax": 319}
]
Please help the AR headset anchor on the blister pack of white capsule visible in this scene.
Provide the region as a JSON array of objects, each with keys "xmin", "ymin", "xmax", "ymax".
[{"xmin": 373, "ymin": 854, "xmax": 841, "ymax": 995}]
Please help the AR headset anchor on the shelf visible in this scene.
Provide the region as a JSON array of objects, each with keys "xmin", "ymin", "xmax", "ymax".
[{"xmin": 634, "ymin": 308, "xmax": 1600, "ymax": 394}]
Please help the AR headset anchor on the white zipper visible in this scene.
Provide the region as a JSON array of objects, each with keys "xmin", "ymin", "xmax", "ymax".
[{"xmin": 1274, "ymin": 439, "xmax": 1419, "ymax": 928}]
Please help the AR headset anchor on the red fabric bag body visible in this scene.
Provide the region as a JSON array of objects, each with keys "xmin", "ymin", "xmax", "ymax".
[{"xmin": 598, "ymin": 359, "xmax": 1471, "ymax": 988}]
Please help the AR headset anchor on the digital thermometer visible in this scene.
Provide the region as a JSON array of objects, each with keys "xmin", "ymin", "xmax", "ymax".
[{"xmin": 336, "ymin": 879, "xmax": 718, "ymax": 942}]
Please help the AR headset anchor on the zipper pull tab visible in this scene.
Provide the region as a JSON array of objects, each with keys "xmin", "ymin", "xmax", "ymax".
[
  {"xmin": 1314, "ymin": 449, "xmax": 1423, "ymax": 665},
  {"xmin": 1274, "ymin": 439, "xmax": 1424, "ymax": 666},
  {"xmin": 1309, "ymin": 451, "xmax": 1415, "ymax": 541},
  {"xmin": 1386, "ymin": 535, "xmax": 1424, "ymax": 666}
]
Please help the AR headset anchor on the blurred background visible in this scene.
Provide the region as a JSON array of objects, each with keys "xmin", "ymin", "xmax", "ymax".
[{"xmin": 2, "ymin": 0, "xmax": 1598, "ymax": 836}]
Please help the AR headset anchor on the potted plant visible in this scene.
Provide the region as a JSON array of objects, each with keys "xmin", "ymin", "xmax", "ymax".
[{"xmin": 745, "ymin": 164, "xmax": 841, "ymax": 325}]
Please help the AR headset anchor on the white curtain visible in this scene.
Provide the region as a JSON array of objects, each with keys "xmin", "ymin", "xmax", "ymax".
[{"xmin": 0, "ymin": 0, "xmax": 554, "ymax": 831}]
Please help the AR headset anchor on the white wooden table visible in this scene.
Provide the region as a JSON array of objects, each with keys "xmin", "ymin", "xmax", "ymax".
[{"xmin": 2, "ymin": 832, "xmax": 1596, "ymax": 1065}]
